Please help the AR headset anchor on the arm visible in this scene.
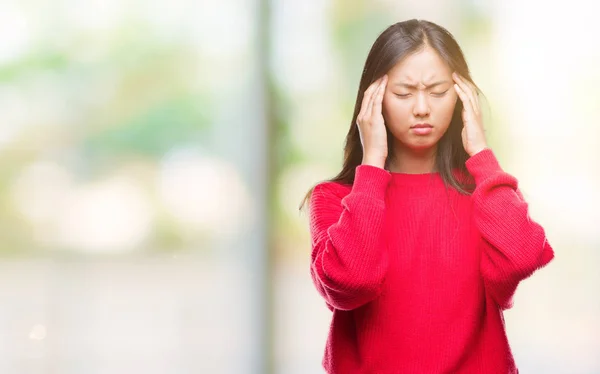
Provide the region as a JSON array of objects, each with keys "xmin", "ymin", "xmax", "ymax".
[
  {"xmin": 467, "ymin": 149, "xmax": 555, "ymax": 310},
  {"xmin": 309, "ymin": 165, "xmax": 391, "ymax": 311}
]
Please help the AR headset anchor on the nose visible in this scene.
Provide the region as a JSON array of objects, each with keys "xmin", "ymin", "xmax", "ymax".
[{"xmin": 413, "ymin": 92, "xmax": 430, "ymax": 117}]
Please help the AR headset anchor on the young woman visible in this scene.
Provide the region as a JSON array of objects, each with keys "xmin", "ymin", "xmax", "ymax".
[{"xmin": 304, "ymin": 19, "xmax": 554, "ymax": 373}]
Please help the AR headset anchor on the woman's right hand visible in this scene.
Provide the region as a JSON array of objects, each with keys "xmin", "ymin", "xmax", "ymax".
[{"xmin": 357, "ymin": 75, "xmax": 388, "ymax": 168}]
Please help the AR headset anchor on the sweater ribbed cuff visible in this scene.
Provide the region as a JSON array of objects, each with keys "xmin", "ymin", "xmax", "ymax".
[
  {"xmin": 352, "ymin": 165, "xmax": 391, "ymax": 200},
  {"xmin": 465, "ymin": 148, "xmax": 503, "ymax": 184}
]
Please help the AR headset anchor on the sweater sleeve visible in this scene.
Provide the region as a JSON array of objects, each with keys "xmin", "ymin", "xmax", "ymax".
[
  {"xmin": 466, "ymin": 149, "xmax": 555, "ymax": 310},
  {"xmin": 308, "ymin": 165, "xmax": 391, "ymax": 311}
]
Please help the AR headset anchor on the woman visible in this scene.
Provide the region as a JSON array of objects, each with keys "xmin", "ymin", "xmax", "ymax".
[{"xmin": 304, "ymin": 19, "xmax": 554, "ymax": 373}]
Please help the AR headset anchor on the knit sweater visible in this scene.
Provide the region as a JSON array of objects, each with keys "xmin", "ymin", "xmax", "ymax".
[{"xmin": 308, "ymin": 149, "xmax": 554, "ymax": 374}]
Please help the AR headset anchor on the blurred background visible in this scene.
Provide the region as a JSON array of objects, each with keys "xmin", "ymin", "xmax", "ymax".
[{"xmin": 0, "ymin": 0, "xmax": 598, "ymax": 373}]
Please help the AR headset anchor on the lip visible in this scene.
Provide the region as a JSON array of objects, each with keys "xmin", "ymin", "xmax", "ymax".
[
  {"xmin": 410, "ymin": 123, "xmax": 433, "ymax": 135},
  {"xmin": 411, "ymin": 123, "xmax": 433, "ymax": 129}
]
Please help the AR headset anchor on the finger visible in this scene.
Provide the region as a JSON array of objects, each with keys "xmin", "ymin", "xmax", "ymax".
[
  {"xmin": 365, "ymin": 78, "xmax": 383, "ymax": 118},
  {"xmin": 358, "ymin": 78, "xmax": 381, "ymax": 123},
  {"xmin": 371, "ymin": 75, "xmax": 388, "ymax": 117},
  {"xmin": 358, "ymin": 86, "xmax": 375, "ymax": 122},
  {"xmin": 453, "ymin": 73, "xmax": 478, "ymax": 115},
  {"xmin": 464, "ymin": 78, "xmax": 480, "ymax": 112},
  {"xmin": 458, "ymin": 74, "xmax": 480, "ymax": 116},
  {"xmin": 454, "ymin": 83, "xmax": 475, "ymax": 121},
  {"xmin": 466, "ymin": 79, "xmax": 480, "ymax": 109},
  {"xmin": 453, "ymin": 73, "xmax": 479, "ymax": 116}
]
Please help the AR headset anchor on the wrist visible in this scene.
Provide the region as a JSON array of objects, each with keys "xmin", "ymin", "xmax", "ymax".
[
  {"xmin": 469, "ymin": 145, "xmax": 488, "ymax": 157},
  {"xmin": 362, "ymin": 154, "xmax": 386, "ymax": 169}
]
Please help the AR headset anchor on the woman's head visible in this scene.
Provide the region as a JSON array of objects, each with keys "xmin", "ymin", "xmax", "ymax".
[
  {"xmin": 300, "ymin": 19, "xmax": 477, "ymax": 209},
  {"xmin": 343, "ymin": 20, "xmax": 476, "ymax": 182},
  {"xmin": 383, "ymin": 44, "xmax": 458, "ymax": 153}
]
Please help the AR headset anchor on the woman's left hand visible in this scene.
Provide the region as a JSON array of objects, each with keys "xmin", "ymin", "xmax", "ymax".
[{"xmin": 453, "ymin": 72, "xmax": 487, "ymax": 157}]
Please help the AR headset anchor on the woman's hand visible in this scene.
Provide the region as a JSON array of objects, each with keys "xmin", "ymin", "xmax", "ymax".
[
  {"xmin": 357, "ymin": 75, "xmax": 389, "ymax": 168},
  {"xmin": 453, "ymin": 73, "xmax": 488, "ymax": 157}
]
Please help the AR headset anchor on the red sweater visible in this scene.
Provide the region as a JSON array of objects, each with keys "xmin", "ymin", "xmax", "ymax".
[{"xmin": 308, "ymin": 149, "xmax": 554, "ymax": 374}]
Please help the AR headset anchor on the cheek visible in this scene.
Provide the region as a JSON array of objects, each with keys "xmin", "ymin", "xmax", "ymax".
[
  {"xmin": 383, "ymin": 95, "xmax": 411, "ymax": 121},
  {"xmin": 436, "ymin": 97, "xmax": 458, "ymax": 121}
]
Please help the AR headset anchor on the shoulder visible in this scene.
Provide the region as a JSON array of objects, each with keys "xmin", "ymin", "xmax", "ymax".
[
  {"xmin": 312, "ymin": 180, "xmax": 352, "ymax": 203},
  {"xmin": 308, "ymin": 181, "xmax": 352, "ymax": 229},
  {"xmin": 451, "ymin": 167, "xmax": 474, "ymax": 184},
  {"xmin": 449, "ymin": 167, "xmax": 476, "ymax": 194}
]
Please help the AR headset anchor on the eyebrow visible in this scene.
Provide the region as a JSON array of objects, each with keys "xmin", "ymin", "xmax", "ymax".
[{"xmin": 394, "ymin": 80, "xmax": 449, "ymax": 89}]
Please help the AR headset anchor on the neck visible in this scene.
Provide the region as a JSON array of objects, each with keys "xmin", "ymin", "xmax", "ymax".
[{"xmin": 387, "ymin": 144, "xmax": 437, "ymax": 174}]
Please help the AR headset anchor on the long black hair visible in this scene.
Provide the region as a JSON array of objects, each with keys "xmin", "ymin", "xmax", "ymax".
[{"xmin": 301, "ymin": 19, "xmax": 478, "ymax": 209}]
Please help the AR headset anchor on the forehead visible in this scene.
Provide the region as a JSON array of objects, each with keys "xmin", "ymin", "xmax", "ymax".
[{"xmin": 387, "ymin": 46, "xmax": 452, "ymax": 82}]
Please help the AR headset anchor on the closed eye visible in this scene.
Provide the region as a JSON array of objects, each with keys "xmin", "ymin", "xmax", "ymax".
[
  {"xmin": 394, "ymin": 93, "xmax": 411, "ymax": 98},
  {"xmin": 431, "ymin": 90, "xmax": 449, "ymax": 97}
]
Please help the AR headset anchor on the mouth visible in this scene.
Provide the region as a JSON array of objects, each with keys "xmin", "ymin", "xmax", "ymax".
[
  {"xmin": 410, "ymin": 123, "xmax": 433, "ymax": 129},
  {"xmin": 410, "ymin": 123, "xmax": 433, "ymax": 135}
]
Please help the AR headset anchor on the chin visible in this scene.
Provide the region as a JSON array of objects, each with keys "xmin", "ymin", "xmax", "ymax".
[{"xmin": 402, "ymin": 137, "xmax": 440, "ymax": 152}]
